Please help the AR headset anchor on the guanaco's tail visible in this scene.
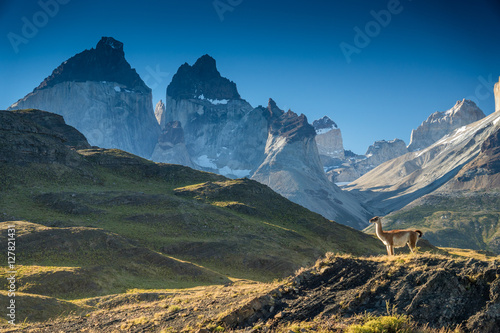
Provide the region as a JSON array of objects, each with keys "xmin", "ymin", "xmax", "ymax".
[{"xmin": 415, "ymin": 230, "xmax": 423, "ymax": 238}]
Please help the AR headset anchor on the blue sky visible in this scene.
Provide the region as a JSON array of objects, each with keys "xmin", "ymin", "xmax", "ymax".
[{"xmin": 1, "ymin": 0, "xmax": 499, "ymax": 154}]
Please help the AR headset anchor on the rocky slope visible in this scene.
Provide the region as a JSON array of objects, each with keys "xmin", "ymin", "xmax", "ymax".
[
  {"xmin": 408, "ymin": 99, "xmax": 485, "ymax": 152},
  {"xmin": 7, "ymin": 254, "xmax": 500, "ymax": 332},
  {"xmin": 8, "ymin": 37, "xmax": 160, "ymax": 159},
  {"xmin": 252, "ymin": 100, "xmax": 372, "ymax": 229},
  {"xmin": 444, "ymin": 126, "xmax": 500, "ymax": 191}
]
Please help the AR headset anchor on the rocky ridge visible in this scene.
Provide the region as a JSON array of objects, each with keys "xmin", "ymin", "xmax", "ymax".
[
  {"xmin": 328, "ymin": 139, "xmax": 409, "ymax": 184},
  {"xmin": 408, "ymin": 99, "xmax": 485, "ymax": 152}
]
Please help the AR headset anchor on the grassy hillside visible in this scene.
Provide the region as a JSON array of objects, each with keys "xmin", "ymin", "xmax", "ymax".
[
  {"xmin": 0, "ymin": 221, "xmax": 229, "ymax": 300},
  {"xmin": 0, "ymin": 145, "xmax": 385, "ymax": 301},
  {"xmin": 364, "ymin": 192, "xmax": 500, "ymax": 253}
]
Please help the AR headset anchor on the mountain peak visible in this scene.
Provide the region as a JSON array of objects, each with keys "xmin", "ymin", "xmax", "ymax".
[
  {"xmin": 266, "ymin": 98, "xmax": 282, "ymax": 117},
  {"xmin": 192, "ymin": 54, "xmax": 218, "ymax": 76},
  {"xmin": 447, "ymin": 99, "xmax": 481, "ymax": 117},
  {"xmin": 167, "ymin": 55, "xmax": 240, "ymax": 100},
  {"xmin": 313, "ymin": 116, "xmax": 338, "ymax": 134},
  {"xmin": 96, "ymin": 36, "xmax": 124, "ymax": 54},
  {"xmin": 35, "ymin": 37, "xmax": 149, "ymax": 93},
  {"xmin": 266, "ymin": 100, "xmax": 315, "ymax": 143}
]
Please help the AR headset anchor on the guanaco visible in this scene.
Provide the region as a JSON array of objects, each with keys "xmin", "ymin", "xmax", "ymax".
[{"xmin": 369, "ymin": 216, "xmax": 422, "ymax": 256}]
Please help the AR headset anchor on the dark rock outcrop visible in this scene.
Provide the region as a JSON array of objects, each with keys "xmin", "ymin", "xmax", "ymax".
[
  {"xmin": 313, "ymin": 116, "xmax": 338, "ymax": 131},
  {"xmin": 265, "ymin": 99, "xmax": 316, "ymax": 143},
  {"xmin": 0, "ymin": 109, "xmax": 89, "ymax": 165},
  {"xmin": 216, "ymin": 255, "xmax": 500, "ymax": 333}
]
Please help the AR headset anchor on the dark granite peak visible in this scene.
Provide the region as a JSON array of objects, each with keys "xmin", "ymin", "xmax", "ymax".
[
  {"xmin": 96, "ymin": 37, "xmax": 124, "ymax": 54},
  {"xmin": 35, "ymin": 37, "xmax": 150, "ymax": 93},
  {"xmin": 167, "ymin": 54, "xmax": 240, "ymax": 100},
  {"xmin": 313, "ymin": 116, "xmax": 338, "ymax": 130}
]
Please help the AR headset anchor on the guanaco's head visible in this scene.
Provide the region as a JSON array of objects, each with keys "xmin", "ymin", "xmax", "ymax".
[{"xmin": 369, "ymin": 216, "xmax": 381, "ymax": 224}]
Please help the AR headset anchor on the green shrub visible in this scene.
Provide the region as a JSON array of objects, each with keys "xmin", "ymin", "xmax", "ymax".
[{"xmin": 347, "ymin": 315, "xmax": 413, "ymax": 333}]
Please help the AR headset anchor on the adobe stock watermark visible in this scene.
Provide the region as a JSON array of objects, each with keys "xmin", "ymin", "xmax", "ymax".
[
  {"xmin": 339, "ymin": 0, "xmax": 411, "ymax": 64},
  {"xmin": 464, "ymin": 74, "xmax": 498, "ymax": 106},
  {"xmin": 7, "ymin": 0, "xmax": 71, "ymax": 54},
  {"xmin": 143, "ymin": 64, "xmax": 170, "ymax": 90},
  {"xmin": 213, "ymin": 0, "xmax": 243, "ymax": 22}
]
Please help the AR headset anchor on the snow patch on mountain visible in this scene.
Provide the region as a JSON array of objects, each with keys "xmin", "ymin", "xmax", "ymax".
[{"xmin": 197, "ymin": 94, "xmax": 229, "ymax": 105}]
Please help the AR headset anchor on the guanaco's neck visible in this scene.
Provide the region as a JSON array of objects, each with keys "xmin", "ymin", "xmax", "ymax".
[{"xmin": 374, "ymin": 221, "xmax": 386, "ymax": 239}]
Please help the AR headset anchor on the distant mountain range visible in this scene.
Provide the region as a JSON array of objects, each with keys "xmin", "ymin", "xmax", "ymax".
[{"xmin": 7, "ymin": 37, "xmax": 500, "ymax": 237}]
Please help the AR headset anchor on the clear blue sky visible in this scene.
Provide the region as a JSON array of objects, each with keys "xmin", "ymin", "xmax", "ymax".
[{"xmin": 1, "ymin": 0, "xmax": 499, "ymax": 154}]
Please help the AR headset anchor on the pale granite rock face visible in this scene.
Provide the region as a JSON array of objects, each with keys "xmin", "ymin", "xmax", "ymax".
[
  {"xmin": 9, "ymin": 81, "xmax": 159, "ymax": 159},
  {"xmin": 364, "ymin": 139, "xmax": 408, "ymax": 166},
  {"xmin": 495, "ymin": 76, "xmax": 500, "ymax": 112},
  {"xmin": 154, "ymin": 99, "xmax": 166, "ymax": 126},
  {"xmin": 327, "ymin": 139, "xmax": 408, "ymax": 184},
  {"xmin": 151, "ymin": 121, "xmax": 193, "ymax": 167},
  {"xmin": 313, "ymin": 116, "xmax": 345, "ymax": 159},
  {"xmin": 408, "ymin": 99, "xmax": 485, "ymax": 152}
]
